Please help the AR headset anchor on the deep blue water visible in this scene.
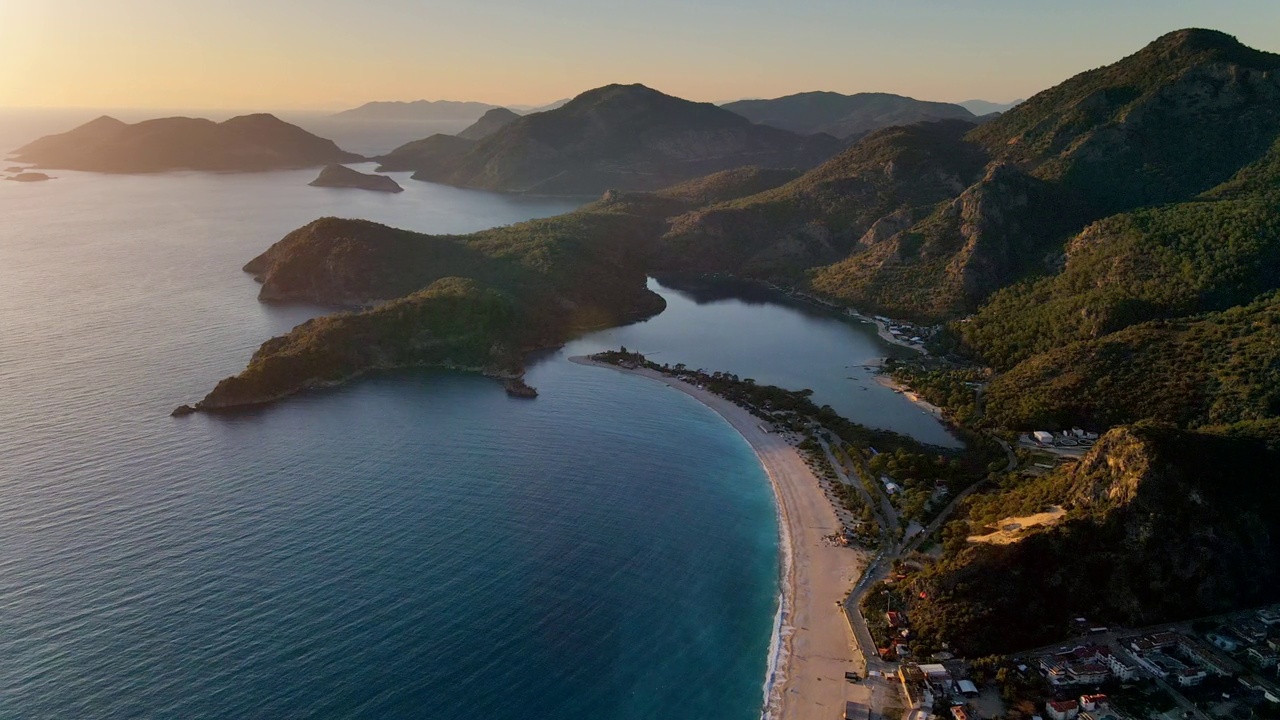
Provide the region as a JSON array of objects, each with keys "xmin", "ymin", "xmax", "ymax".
[{"xmin": 0, "ymin": 114, "xmax": 953, "ymax": 718}]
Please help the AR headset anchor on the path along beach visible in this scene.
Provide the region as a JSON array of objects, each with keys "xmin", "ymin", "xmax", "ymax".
[{"xmin": 570, "ymin": 356, "xmax": 868, "ymax": 720}]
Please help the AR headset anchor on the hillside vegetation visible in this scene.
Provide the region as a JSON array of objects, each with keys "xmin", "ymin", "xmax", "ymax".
[
  {"xmin": 982, "ymin": 293, "xmax": 1280, "ymax": 430},
  {"xmin": 661, "ymin": 29, "xmax": 1280, "ymax": 321},
  {"xmin": 656, "ymin": 120, "xmax": 988, "ymax": 281},
  {"xmin": 900, "ymin": 424, "xmax": 1280, "ymax": 656}
]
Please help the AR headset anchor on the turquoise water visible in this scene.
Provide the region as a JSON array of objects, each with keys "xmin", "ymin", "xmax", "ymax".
[{"xmin": 1, "ymin": 114, "xmax": 951, "ymax": 718}]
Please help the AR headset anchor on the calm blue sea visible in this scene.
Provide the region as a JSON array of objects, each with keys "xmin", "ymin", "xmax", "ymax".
[{"xmin": 0, "ymin": 114, "xmax": 953, "ymax": 718}]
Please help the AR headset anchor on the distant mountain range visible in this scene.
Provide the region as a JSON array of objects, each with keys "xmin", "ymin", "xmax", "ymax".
[
  {"xmin": 329, "ymin": 98, "xmax": 570, "ymax": 124},
  {"xmin": 375, "ymin": 83, "xmax": 840, "ymax": 195},
  {"xmin": 956, "ymin": 99, "xmax": 1023, "ymax": 115},
  {"xmin": 720, "ymin": 91, "xmax": 978, "ymax": 139},
  {"xmin": 12, "ymin": 114, "xmax": 362, "ymax": 172},
  {"xmin": 329, "ymin": 100, "xmax": 503, "ymax": 122}
]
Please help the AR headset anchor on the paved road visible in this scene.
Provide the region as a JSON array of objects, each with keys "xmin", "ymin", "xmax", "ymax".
[
  {"xmin": 818, "ymin": 434, "xmax": 900, "ymax": 534},
  {"xmin": 900, "ymin": 434, "xmax": 1015, "ymax": 555}
]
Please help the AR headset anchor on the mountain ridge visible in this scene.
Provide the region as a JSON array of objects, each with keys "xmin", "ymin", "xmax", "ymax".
[
  {"xmin": 376, "ymin": 83, "xmax": 840, "ymax": 195},
  {"xmin": 13, "ymin": 113, "xmax": 362, "ymax": 172},
  {"xmin": 722, "ymin": 91, "xmax": 977, "ymax": 139}
]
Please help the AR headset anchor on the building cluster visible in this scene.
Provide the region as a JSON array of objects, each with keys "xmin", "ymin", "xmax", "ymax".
[
  {"xmin": 898, "ymin": 662, "xmax": 979, "ymax": 716},
  {"xmin": 870, "ymin": 315, "xmax": 933, "ymax": 348},
  {"xmin": 1201, "ymin": 609, "xmax": 1280, "ymax": 677},
  {"xmin": 1023, "ymin": 429, "xmax": 1099, "ymax": 448},
  {"xmin": 882, "ymin": 610, "xmax": 913, "ymax": 660},
  {"xmin": 1037, "ymin": 644, "xmax": 1136, "ymax": 687},
  {"xmin": 1124, "ymin": 632, "xmax": 1232, "ymax": 686},
  {"xmin": 1043, "ymin": 693, "xmax": 1115, "ymax": 720}
]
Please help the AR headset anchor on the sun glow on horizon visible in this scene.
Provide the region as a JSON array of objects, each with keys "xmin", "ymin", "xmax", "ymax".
[{"xmin": 3, "ymin": 0, "xmax": 1279, "ymax": 112}]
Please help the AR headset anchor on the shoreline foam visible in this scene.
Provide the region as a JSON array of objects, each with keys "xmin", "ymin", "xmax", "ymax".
[{"xmin": 570, "ymin": 355, "xmax": 867, "ymax": 720}]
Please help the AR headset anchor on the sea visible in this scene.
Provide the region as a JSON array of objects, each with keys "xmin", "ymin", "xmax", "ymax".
[{"xmin": 0, "ymin": 110, "xmax": 955, "ymax": 718}]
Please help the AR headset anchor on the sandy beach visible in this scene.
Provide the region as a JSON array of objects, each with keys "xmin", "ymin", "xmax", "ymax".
[
  {"xmin": 872, "ymin": 373, "xmax": 947, "ymax": 421},
  {"xmin": 570, "ymin": 356, "xmax": 868, "ymax": 720}
]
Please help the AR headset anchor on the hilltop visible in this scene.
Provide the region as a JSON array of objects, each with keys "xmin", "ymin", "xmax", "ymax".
[
  {"xmin": 900, "ymin": 424, "xmax": 1280, "ymax": 656},
  {"xmin": 456, "ymin": 107, "xmax": 520, "ymax": 140},
  {"xmin": 13, "ymin": 114, "xmax": 362, "ymax": 173},
  {"xmin": 722, "ymin": 91, "xmax": 977, "ymax": 139},
  {"xmin": 376, "ymin": 83, "xmax": 840, "ymax": 195}
]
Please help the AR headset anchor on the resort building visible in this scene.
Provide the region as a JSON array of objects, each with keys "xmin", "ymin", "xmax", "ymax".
[
  {"xmin": 1046, "ymin": 699, "xmax": 1080, "ymax": 720},
  {"xmin": 1080, "ymin": 694, "xmax": 1108, "ymax": 712}
]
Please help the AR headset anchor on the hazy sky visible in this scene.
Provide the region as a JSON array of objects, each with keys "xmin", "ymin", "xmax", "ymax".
[{"xmin": 2, "ymin": 0, "xmax": 1278, "ymax": 111}]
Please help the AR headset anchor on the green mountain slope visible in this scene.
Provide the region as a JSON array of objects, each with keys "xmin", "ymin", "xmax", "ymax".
[
  {"xmin": 656, "ymin": 119, "xmax": 987, "ymax": 279},
  {"xmin": 960, "ymin": 189, "xmax": 1280, "ymax": 369},
  {"xmin": 983, "ymin": 292, "xmax": 1280, "ymax": 430},
  {"xmin": 970, "ymin": 29, "xmax": 1280, "ymax": 213},
  {"xmin": 661, "ymin": 30, "xmax": 1280, "ymax": 320}
]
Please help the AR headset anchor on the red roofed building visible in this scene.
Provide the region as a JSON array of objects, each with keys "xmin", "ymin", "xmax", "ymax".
[
  {"xmin": 1046, "ymin": 699, "xmax": 1080, "ymax": 720},
  {"xmin": 1080, "ymin": 694, "xmax": 1108, "ymax": 712}
]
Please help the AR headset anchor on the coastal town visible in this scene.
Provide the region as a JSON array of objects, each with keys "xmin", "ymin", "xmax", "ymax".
[{"xmin": 580, "ymin": 348, "xmax": 1280, "ymax": 720}]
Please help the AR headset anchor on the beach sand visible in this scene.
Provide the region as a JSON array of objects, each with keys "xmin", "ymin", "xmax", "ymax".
[
  {"xmin": 873, "ymin": 373, "xmax": 946, "ymax": 421},
  {"xmin": 570, "ymin": 356, "xmax": 867, "ymax": 720}
]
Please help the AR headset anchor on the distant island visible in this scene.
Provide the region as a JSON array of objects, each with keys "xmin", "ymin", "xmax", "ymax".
[
  {"xmin": 6, "ymin": 172, "xmax": 52, "ymax": 182},
  {"xmin": 308, "ymin": 164, "xmax": 402, "ymax": 193},
  {"xmin": 721, "ymin": 91, "xmax": 978, "ymax": 139},
  {"xmin": 374, "ymin": 83, "xmax": 840, "ymax": 195},
  {"xmin": 956, "ymin": 98, "xmax": 1024, "ymax": 115},
  {"xmin": 12, "ymin": 114, "xmax": 362, "ymax": 173},
  {"xmin": 329, "ymin": 99, "xmax": 502, "ymax": 123}
]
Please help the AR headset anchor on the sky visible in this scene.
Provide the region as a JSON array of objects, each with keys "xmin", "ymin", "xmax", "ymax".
[{"xmin": 2, "ymin": 0, "xmax": 1279, "ymax": 111}]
